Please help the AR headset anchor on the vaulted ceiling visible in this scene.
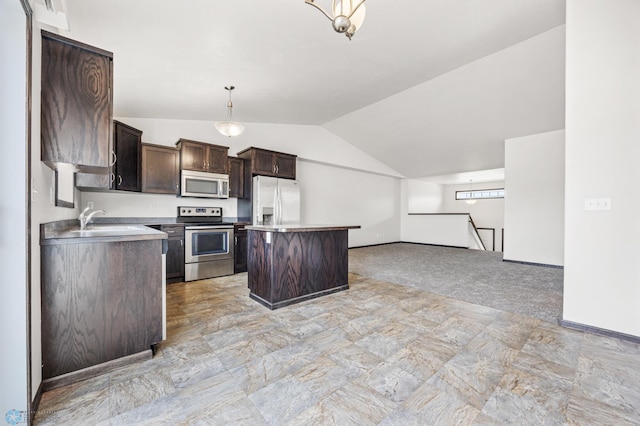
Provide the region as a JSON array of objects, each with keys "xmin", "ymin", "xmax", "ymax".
[{"xmin": 60, "ymin": 0, "xmax": 566, "ymax": 179}]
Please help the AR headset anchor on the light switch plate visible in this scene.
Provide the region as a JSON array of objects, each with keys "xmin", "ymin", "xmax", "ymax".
[{"xmin": 584, "ymin": 198, "xmax": 611, "ymax": 211}]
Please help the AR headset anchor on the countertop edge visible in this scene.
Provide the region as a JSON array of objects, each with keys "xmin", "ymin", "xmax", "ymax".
[
  {"xmin": 245, "ymin": 225, "xmax": 361, "ymax": 233},
  {"xmin": 40, "ymin": 232, "xmax": 167, "ymax": 246},
  {"xmin": 40, "ymin": 221, "xmax": 168, "ymax": 245}
]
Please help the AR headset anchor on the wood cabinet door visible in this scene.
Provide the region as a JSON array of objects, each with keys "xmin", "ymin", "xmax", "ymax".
[
  {"xmin": 180, "ymin": 141, "xmax": 207, "ymax": 171},
  {"xmin": 228, "ymin": 157, "xmax": 244, "ymax": 198},
  {"xmin": 205, "ymin": 145, "xmax": 229, "ymax": 173},
  {"xmin": 165, "ymin": 237, "xmax": 185, "ymax": 281},
  {"xmin": 41, "ymin": 32, "xmax": 113, "ymax": 171},
  {"xmin": 160, "ymin": 225, "xmax": 184, "ymax": 282},
  {"xmin": 234, "ymin": 229, "xmax": 248, "ymax": 273},
  {"xmin": 113, "ymin": 121, "xmax": 141, "ymax": 191},
  {"xmin": 142, "ymin": 144, "xmax": 179, "ymax": 194},
  {"xmin": 275, "ymin": 153, "xmax": 296, "ymax": 179},
  {"xmin": 252, "ymin": 149, "xmax": 276, "ymax": 176}
]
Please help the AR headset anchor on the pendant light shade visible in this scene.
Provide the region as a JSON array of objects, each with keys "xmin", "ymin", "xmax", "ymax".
[
  {"xmin": 215, "ymin": 120, "xmax": 244, "ymax": 137},
  {"xmin": 305, "ymin": 0, "xmax": 367, "ymax": 40},
  {"xmin": 215, "ymin": 86, "xmax": 244, "ymax": 137}
]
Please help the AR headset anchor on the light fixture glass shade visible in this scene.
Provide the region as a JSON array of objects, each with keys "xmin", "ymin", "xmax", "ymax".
[
  {"xmin": 215, "ymin": 85, "xmax": 244, "ymax": 137},
  {"xmin": 215, "ymin": 121, "xmax": 245, "ymax": 137},
  {"xmin": 305, "ymin": 0, "xmax": 366, "ymax": 39},
  {"xmin": 333, "ymin": 0, "xmax": 366, "ymax": 36}
]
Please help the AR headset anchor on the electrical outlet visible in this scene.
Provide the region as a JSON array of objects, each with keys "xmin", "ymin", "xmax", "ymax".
[
  {"xmin": 86, "ymin": 201, "xmax": 94, "ymax": 209},
  {"xmin": 584, "ymin": 198, "xmax": 612, "ymax": 211}
]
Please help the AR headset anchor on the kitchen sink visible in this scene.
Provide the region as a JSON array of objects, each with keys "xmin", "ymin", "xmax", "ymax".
[{"xmin": 64, "ymin": 225, "xmax": 147, "ymax": 237}]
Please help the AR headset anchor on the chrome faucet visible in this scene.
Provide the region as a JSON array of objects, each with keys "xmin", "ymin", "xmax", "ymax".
[{"xmin": 79, "ymin": 207, "xmax": 107, "ymax": 230}]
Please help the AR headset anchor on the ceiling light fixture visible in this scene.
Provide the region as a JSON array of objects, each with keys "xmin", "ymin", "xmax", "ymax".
[
  {"xmin": 215, "ymin": 86, "xmax": 244, "ymax": 137},
  {"xmin": 305, "ymin": 0, "xmax": 366, "ymax": 40},
  {"xmin": 465, "ymin": 179, "xmax": 478, "ymax": 205}
]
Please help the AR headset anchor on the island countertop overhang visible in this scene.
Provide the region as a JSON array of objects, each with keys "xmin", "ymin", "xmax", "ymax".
[{"xmin": 245, "ymin": 224, "xmax": 360, "ymax": 233}]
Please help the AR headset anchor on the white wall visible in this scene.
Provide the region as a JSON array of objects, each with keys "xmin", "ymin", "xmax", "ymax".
[
  {"xmin": 401, "ymin": 213, "xmax": 470, "ymax": 248},
  {"xmin": 111, "ymin": 117, "xmax": 403, "ymax": 178},
  {"xmin": 401, "ymin": 180, "xmax": 466, "ymax": 247},
  {"xmin": 80, "ymin": 117, "xmax": 403, "ymax": 247},
  {"xmin": 297, "ymin": 160, "xmax": 401, "ymax": 247},
  {"xmin": 442, "ymin": 181, "xmax": 505, "ymax": 251},
  {"xmin": 564, "ymin": 0, "xmax": 640, "ymax": 336},
  {"xmin": 504, "ymin": 130, "xmax": 565, "ymax": 265},
  {"xmin": 401, "ymin": 179, "xmax": 504, "ymax": 250},
  {"xmin": 1, "ymin": 0, "xmax": 29, "ymax": 416},
  {"xmin": 406, "ymin": 180, "xmax": 444, "ymax": 214}
]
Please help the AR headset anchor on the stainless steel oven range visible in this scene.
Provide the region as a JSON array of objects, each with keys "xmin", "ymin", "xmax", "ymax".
[{"xmin": 177, "ymin": 206, "xmax": 234, "ymax": 281}]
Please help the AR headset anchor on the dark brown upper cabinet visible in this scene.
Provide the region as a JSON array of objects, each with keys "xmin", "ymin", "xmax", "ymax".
[
  {"xmin": 41, "ymin": 30, "xmax": 113, "ymax": 173},
  {"xmin": 75, "ymin": 120, "xmax": 142, "ymax": 192},
  {"xmin": 176, "ymin": 139, "xmax": 229, "ymax": 174},
  {"xmin": 228, "ymin": 156, "xmax": 245, "ymax": 198},
  {"xmin": 141, "ymin": 143, "xmax": 179, "ymax": 194},
  {"xmin": 237, "ymin": 147, "xmax": 297, "ymax": 180},
  {"xmin": 113, "ymin": 120, "xmax": 142, "ymax": 192}
]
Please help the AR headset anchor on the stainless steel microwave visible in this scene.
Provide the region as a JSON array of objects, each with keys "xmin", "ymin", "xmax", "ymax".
[{"xmin": 180, "ymin": 170, "xmax": 229, "ymax": 198}]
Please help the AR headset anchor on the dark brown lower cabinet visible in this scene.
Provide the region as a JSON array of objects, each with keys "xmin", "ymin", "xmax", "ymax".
[
  {"xmin": 41, "ymin": 238, "xmax": 163, "ymax": 382},
  {"xmin": 234, "ymin": 223, "xmax": 248, "ymax": 273},
  {"xmin": 162, "ymin": 224, "xmax": 185, "ymax": 282}
]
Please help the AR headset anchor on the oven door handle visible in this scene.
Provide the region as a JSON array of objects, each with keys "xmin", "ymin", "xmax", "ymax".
[{"xmin": 185, "ymin": 226, "xmax": 234, "ymax": 231}]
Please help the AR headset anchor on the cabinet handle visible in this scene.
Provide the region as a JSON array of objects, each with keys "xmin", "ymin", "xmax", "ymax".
[
  {"xmin": 118, "ymin": 175, "xmax": 123, "ymax": 185},
  {"xmin": 166, "ymin": 230, "xmax": 175, "ymax": 234},
  {"xmin": 234, "ymin": 236, "xmax": 237, "ymax": 244},
  {"xmin": 180, "ymin": 239, "xmax": 183, "ymax": 247},
  {"xmin": 111, "ymin": 151, "xmax": 117, "ymax": 166},
  {"xmin": 110, "ymin": 173, "xmax": 115, "ymax": 183}
]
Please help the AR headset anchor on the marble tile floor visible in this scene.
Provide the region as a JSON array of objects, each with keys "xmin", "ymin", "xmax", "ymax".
[{"xmin": 35, "ymin": 273, "xmax": 640, "ymax": 425}]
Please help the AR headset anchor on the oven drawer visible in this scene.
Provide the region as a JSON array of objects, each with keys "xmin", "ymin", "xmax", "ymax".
[{"xmin": 185, "ymin": 258, "xmax": 234, "ymax": 282}]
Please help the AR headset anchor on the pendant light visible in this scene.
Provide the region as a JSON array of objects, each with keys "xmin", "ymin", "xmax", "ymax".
[
  {"xmin": 305, "ymin": 0, "xmax": 367, "ymax": 40},
  {"xmin": 215, "ymin": 86, "xmax": 245, "ymax": 137}
]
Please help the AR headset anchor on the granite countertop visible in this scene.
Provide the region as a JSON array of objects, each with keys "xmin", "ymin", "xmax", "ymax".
[{"xmin": 245, "ymin": 224, "xmax": 360, "ymax": 233}]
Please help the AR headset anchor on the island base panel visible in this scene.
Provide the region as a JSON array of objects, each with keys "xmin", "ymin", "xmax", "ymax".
[{"xmin": 247, "ymin": 229, "xmax": 349, "ymax": 309}]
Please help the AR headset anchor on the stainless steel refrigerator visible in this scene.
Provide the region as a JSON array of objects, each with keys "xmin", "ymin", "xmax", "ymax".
[{"xmin": 252, "ymin": 176, "xmax": 300, "ymax": 225}]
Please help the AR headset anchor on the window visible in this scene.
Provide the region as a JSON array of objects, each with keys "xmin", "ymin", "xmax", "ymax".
[{"xmin": 456, "ymin": 188, "xmax": 504, "ymax": 201}]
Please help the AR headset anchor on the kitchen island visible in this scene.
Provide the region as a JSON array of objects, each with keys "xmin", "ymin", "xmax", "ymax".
[{"xmin": 246, "ymin": 225, "xmax": 360, "ymax": 309}]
